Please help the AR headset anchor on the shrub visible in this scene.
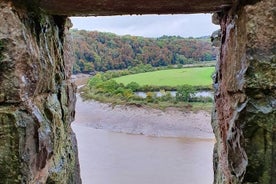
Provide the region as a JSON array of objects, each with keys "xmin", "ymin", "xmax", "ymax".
[
  {"xmin": 126, "ymin": 81, "xmax": 140, "ymax": 92},
  {"xmin": 159, "ymin": 91, "xmax": 173, "ymax": 102},
  {"xmin": 176, "ymin": 85, "xmax": 195, "ymax": 102},
  {"xmin": 122, "ymin": 88, "xmax": 134, "ymax": 99},
  {"xmin": 190, "ymin": 96, "xmax": 213, "ymax": 103},
  {"xmin": 88, "ymin": 74, "xmax": 103, "ymax": 89},
  {"xmin": 146, "ymin": 92, "xmax": 155, "ymax": 103},
  {"xmin": 177, "ymin": 64, "xmax": 183, "ymax": 68},
  {"xmin": 114, "ymin": 87, "xmax": 126, "ymax": 95},
  {"xmin": 101, "ymin": 80, "xmax": 121, "ymax": 93}
]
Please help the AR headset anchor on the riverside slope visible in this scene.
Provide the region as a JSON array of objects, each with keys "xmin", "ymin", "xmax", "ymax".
[
  {"xmin": 74, "ymin": 94, "xmax": 214, "ymax": 139},
  {"xmin": 72, "ymin": 74, "xmax": 214, "ymax": 139}
]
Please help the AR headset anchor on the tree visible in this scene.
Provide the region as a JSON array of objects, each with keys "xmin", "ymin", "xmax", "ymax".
[
  {"xmin": 83, "ymin": 62, "xmax": 94, "ymax": 73},
  {"xmin": 70, "ymin": 29, "xmax": 216, "ymax": 72},
  {"xmin": 174, "ymin": 54, "xmax": 187, "ymax": 64},
  {"xmin": 88, "ymin": 74, "xmax": 103, "ymax": 89},
  {"xmin": 100, "ymin": 80, "xmax": 122, "ymax": 94}
]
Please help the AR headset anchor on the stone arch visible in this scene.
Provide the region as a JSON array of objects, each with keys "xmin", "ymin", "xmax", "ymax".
[{"xmin": 0, "ymin": 0, "xmax": 275, "ymax": 183}]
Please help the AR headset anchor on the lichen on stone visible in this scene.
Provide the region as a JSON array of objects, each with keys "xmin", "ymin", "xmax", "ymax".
[
  {"xmin": 0, "ymin": 1, "xmax": 80, "ymax": 183},
  {"xmin": 212, "ymin": 0, "xmax": 276, "ymax": 183}
]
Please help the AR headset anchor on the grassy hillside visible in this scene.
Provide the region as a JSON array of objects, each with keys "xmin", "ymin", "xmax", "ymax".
[{"xmin": 114, "ymin": 67, "xmax": 215, "ymax": 87}]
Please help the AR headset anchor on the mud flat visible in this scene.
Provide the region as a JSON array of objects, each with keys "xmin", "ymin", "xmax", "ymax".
[
  {"xmin": 73, "ymin": 94, "xmax": 214, "ymax": 139},
  {"xmin": 71, "ymin": 74, "xmax": 91, "ymax": 87}
]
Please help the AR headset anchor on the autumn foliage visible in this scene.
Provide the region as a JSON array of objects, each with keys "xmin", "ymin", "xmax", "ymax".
[{"xmin": 70, "ymin": 29, "xmax": 216, "ymax": 73}]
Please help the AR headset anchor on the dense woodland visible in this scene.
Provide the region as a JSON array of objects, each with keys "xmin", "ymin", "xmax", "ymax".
[{"xmin": 70, "ymin": 29, "xmax": 217, "ymax": 73}]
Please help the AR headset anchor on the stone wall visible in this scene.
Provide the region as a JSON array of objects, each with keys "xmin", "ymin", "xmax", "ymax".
[
  {"xmin": 212, "ymin": 0, "xmax": 275, "ymax": 183},
  {"xmin": 0, "ymin": 0, "xmax": 275, "ymax": 183},
  {"xmin": 0, "ymin": 1, "xmax": 81, "ymax": 183},
  {"xmin": 38, "ymin": 0, "xmax": 232, "ymax": 15}
]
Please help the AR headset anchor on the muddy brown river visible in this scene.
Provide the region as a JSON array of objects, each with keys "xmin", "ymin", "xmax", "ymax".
[
  {"xmin": 73, "ymin": 125, "xmax": 214, "ymax": 184},
  {"xmin": 72, "ymin": 93, "xmax": 214, "ymax": 184}
]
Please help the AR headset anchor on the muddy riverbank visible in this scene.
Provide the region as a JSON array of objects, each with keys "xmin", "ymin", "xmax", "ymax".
[
  {"xmin": 72, "ymin": 74, "xmax": 214, "ymax": 139},
  {"xmin": 72, "ymin": 74, "xmax": 215, "ymax": 184},
  {"xmin": 72, "ymin": 95, "xmax": 214, "ymax": 183},
  {"xmin": 74, "ymin": 94, "xmax": 214, "ymax": 139}
]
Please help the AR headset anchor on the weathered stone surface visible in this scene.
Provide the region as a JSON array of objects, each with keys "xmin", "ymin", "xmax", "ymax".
[
  {"xmin": 212, "ymin": 0, "xmax": 276, "ymax": 183},
  {"xmin": 37, "ymin": 0, "xmax": 233, "ymax": 16},
  {"xmin": 0, "ymin": 1, "xmax": 81, "ymax": 183},
  {"xmin": 211, "ymin": 29, "xmax": 221, "ymax": 47},
  {"xmin": 1, "ymin": 0, "xmax": 275, "ymax": 183}
]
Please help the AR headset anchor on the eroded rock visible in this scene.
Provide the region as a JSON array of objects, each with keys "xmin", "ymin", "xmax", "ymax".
[
  {"xmin": 212, "ymin": 0, "xmax": 276, "ymax": 183},
  {"xmin": 0, "ymin": 1, "xmax": 81, "ymax": 183}
]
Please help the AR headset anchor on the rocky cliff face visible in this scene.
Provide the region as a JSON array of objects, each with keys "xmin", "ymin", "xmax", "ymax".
[
  {"xmin": 0, "ymin": 1, "xmax": 81, "ymax": 183},
  {"xmin": 212, "ymin": 0, "xmax": 276, "ymax": 183}
]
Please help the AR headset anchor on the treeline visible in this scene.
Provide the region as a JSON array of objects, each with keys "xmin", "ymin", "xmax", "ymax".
[{"xmin": 70, "ymin": 29, "xmax": 217, "ymax": 73}]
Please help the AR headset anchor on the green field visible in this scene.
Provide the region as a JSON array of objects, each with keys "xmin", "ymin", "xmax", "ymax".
[{"xmin": 114, "ymin": 67, "xmax": 215, "ymax": 87}]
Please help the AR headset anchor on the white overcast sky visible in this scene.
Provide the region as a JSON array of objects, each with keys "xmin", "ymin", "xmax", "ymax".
[{"xmin": 70, "ymin": 14, "xmax": 219, "ymax": 38}]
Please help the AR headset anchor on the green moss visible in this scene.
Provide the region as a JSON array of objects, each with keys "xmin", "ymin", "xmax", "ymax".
[{"xmin": 0, "ymin": 110, "xmax": 21, "ymax": 184}]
